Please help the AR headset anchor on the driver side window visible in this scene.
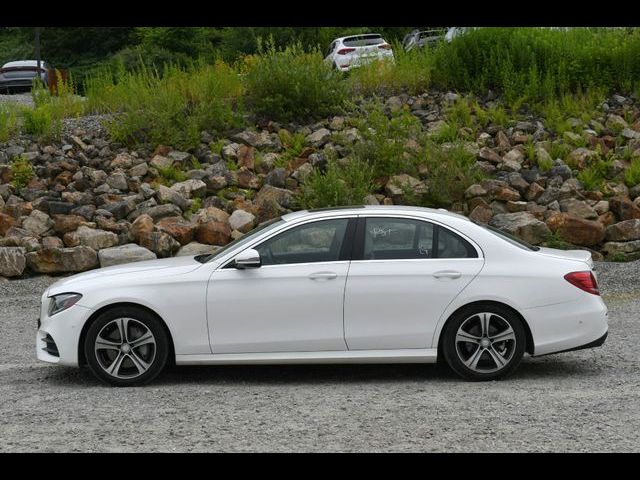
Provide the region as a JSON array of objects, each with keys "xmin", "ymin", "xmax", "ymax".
[{"xmin": 256, "ymin": 218, "xmax": 350, "ymax": 266}]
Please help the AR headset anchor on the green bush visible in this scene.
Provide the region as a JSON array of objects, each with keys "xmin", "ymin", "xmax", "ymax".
[
  {"xmin": 348, "ymin": 42, "xmax": 433, "ymax": 96},
  {"xmin": 351, "ymin": 101, "xmax": 423, "ymax": 179},
  {"xmin": 86, "ymin": 59, "xmax": 244, "ymax": 150},
  {"xmin": 431, "ymin": 27, "xmax": 640, "ymax": 107},
  {"xmin": 10, "ymin": 155, "xmax": 34, "ymax": 188},
  {"xmin": 421, "ymin": 142, "xmax": 486, "ymax": 207},
  {"xmin": 624, "ymin": 157, "xmax": 640, "ymax": 187},
  {"xmin": 298, "ymin": 157, "xmax": 375, "ymax": 209},
  {"xmin": 0, "ymin": 105, "xmax": 21, "ymax": 142},
  {"xmin": 244, "ymin": 39, "xmax": 347, "ymax": 122},
  {"xmin": 21, "ymin": 104, "xmax": 62, "ymax": 141}
]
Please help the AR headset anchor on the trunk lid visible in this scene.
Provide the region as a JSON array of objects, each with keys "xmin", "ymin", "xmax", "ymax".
[{"xmin": 536, "ymin": 247, "xmax": 594, "ymax": 268}]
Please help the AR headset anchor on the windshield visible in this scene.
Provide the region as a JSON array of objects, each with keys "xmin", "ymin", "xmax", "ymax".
[
  {"xmin": 199, "ymin": 217, "xmax": 285, "ymax": 263},
  {"xmin": 476, "ymin": 222, "xmax": 540, "ymax": 251}
]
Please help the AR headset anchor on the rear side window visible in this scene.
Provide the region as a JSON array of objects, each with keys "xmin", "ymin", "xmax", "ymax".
[
  {"xmin": 343, "ymin": 35, "xmax": 384, "ymax": 47},
  {"xmin": 359, "ymin": 217, "xmax": 477, "ymax": 260}
]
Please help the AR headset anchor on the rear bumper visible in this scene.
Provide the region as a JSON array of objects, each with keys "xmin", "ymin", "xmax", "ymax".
[
  {"xmin": 536, "ymin": 330, "xmax": 607, "ymax": 356},
  {"xmin": 524, "ymin": 296, "xmax": 608, "ymax": 356}
]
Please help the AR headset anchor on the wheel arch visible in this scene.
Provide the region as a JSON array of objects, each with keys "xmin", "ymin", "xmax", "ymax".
[
  {"xmin": 77, "ymin": 302, "xmax": 176, "ymax": 367},
  {"xmin": 436, "ymin": 300, "xmax": 535, "ymax": 361}
]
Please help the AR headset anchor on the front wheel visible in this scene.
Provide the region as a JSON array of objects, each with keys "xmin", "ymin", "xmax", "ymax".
[
  {"xmin": 441, "ymin": 304, "xmax": 526, "ymax": 381},
  {"xmin": 84, "ymin": 306, "xmax": 169, "ymax": 386}
]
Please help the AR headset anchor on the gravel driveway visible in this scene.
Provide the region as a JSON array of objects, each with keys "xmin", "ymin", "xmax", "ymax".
[{"xmin": 0, "ymin": 261, "xmax": 638, "ymax": 452}]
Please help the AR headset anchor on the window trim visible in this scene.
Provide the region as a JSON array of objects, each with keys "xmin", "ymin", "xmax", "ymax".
[
  {"xmin": 219, "ymin": 216, "xmax": 358, "ymax": 269},
  {"xmin": 352, "ymin": 215, "xmax": 481, "ymax": 262}
]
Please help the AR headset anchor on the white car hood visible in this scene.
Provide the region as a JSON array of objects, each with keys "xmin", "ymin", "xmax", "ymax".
[{"xmin": 48, "ymin": 255, "xmax": 203, "ymax": 295}]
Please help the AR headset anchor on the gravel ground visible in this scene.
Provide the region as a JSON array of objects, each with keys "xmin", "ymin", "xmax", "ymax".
[
  {"xmin": 0, "ymin": 262, "xmax": 638, "ymax": 452},
  {"xmin": 0, "ymin": 92, "xmax": 34, "ymax": 108}
]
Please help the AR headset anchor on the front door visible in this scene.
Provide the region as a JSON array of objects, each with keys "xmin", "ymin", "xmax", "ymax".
[
  {"xmin": 344, "ymin": 216, "xmax": 484, "ymax": 350},
  {"xmin": 207, "ymin": 217, "xmax": 355, "ymax": 354}
]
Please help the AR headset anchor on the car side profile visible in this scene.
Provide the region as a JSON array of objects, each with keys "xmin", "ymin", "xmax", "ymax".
[
  {"xmin": 0, "ymin": 60, "xmax": 48, "ymax": 93},
  {"xmin": 402, "ymin": 28, "xmax": 447, "ymax": 51},
  {"xmin": 324, "ymin": 34, "xmax": 394, "ymax": 72},
  {"xmin": 36, "ymin": 206, "xmax": 608, "ymax": 386}
]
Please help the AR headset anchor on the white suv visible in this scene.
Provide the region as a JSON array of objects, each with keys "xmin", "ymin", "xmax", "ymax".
[{"xmin": 324, "ymin": 34, "xmax": 394, "ymax": 72}]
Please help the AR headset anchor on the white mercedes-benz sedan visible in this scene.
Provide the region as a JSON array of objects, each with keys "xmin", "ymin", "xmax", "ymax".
[{"xmin": 36, "ymin": 206, "xmax": 608, "ymax": 386}]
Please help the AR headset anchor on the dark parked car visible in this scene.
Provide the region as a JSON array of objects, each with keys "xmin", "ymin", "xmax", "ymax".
[
  {"xmin": 0, "ymin": 60, "xmax": 48, "ymax": 93},
  {"xmin": 402, "ymin": 29, "xmax": 447, "ymax": 51}
]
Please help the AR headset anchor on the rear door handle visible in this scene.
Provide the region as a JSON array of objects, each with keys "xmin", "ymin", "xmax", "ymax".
[
  {"xmin": 433, "ymin": 270, "xmax": 462, "ymax": 279},
  {"xmin": 308, "ymin": 272, "xmax": 338, "ymax": 280}
]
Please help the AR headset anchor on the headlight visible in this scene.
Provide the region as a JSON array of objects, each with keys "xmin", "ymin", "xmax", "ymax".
[{"xmin": 48, "ymin": 293, "xmax": 82, "ymax": 316}]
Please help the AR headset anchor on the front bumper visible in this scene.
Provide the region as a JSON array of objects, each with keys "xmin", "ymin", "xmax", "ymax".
[{"xmin": 36, "ymin": 303, "xmax": 93, "ymax": 366}]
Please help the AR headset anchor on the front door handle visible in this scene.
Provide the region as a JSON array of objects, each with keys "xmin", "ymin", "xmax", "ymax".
[
  {"xmin": 308, "ymin": 272, "xmax": 338, "ymax": 280},
  {"xmin": 433, "ymin": 270, "xmax": 462, "ymax": 279}
]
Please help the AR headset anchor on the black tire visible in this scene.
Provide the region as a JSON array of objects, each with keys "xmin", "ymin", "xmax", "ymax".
[
  {"xmin": 441, "ymin": 303, "xmax": 526, "ymax": 381},
  {"xmin": 84, "ymin": 306, "xmax": 169, "ymax": 387}
]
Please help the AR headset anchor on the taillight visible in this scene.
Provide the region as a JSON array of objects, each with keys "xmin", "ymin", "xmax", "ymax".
[
  {"xmin": 564, "ymin": 271, "xmax": 600, "ymax": 295},
  {"xmin": 336, "ymin": 48, "xmax": 356, "ymax": 55},
  {"xmin": 378, "ymin": 44, "xmax": 392, "ymax": 50}
]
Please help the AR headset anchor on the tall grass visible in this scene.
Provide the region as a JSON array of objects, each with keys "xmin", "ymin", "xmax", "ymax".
[
  {"xmin": 85, "ymin": 59, "xmax": 244, "ymax": 150},
  {"xmin": 348, "ymin": 41, "xmax": 434, "ymax": 96},
  {"xmin": 0, "ymin": 104, "xmax": 21, "ymax": 142},
  {"xmin": 431, "ymin": 27, "xmax": 640, "ymax": 106},
  {"xmin": 243, "ymin": 39, "xmax": 347, "ymax": 122}
]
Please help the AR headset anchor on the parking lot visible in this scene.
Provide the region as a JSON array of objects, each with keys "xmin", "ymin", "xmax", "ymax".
[{"xmin": 0, "ymin": 261, "xmax": 638, "ymax": 452}]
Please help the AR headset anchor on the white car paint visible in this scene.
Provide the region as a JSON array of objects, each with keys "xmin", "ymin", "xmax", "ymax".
[
  {"xmin": 324, "ymin": 34, "xmax": 394, "ymax": 72},
  {"xmin": 37, "ymin": 206, "xmax": 608, "ymax": 372}
]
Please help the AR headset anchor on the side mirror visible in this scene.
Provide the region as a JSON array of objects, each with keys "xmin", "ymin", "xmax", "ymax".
[{"xmin": 234, "ymin": 248, "xmax": 261, "ymax": 269}]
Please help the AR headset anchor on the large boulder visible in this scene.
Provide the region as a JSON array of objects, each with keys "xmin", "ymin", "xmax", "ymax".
[
  {"xmin": 156, "ymin": 216, "xmax": 197, "ymax": 245},
  {"xmin": 0, "ymin": 212, "xmax": 16, "ymax": 236},
  {"xmin": 26, "ymin": 246, "xmax": 99, "ymax": 273},
  {"xmin": 550, "ymin": 213, "xmax": 606, "ymax": 247},
  {"xmin": 22, "ymin": 210, "xmax": 54, "ymax": 237},
  {"xmin": 0, "ymin": 247, "xmax": 26, "ymax": 277},
  {"xmin": 170, "ymin": 179, "xmax": 207, "ymax": 199},
  {"xmin": 176, "ymin": 242, "xmax": 221, "ymax": 257},
  {"xmin": 559, "ymin": 198, "xmax": 598, "ymax": 220},
  {"xmin": 609, "ymin": 196, "xmax": 640, "ymax": 221},
  {"xmin": 228, "ymin": 209, "xmax": 256, "ymax": 234},
  {"xmin": 63, "ymin": 226, "xmax": 119, "ymax": 250},
  {"xmin": 489, "ymin": 212, "xmax": 551, "ymax": 245},
  {"xmin": 196, "ymin": 221, "xmax": 232, "ymax": 246},
  {"xmin": 157, "ymin": 185, "xmax": 190, "ymax": 211},
  {"xmin": 98, "ymin": 243, "xmax": 157, "ymax": 268},
  {"xmin": 602, "ymin": 240, "xmax": 640, "ymax": 257},
  {"xmin": 605, "ymin": 219, "xmax": 640, "ymax": 242},
  {"xmin": 138, "ymin": 231, "xmax": 180, "ymax": 258}
]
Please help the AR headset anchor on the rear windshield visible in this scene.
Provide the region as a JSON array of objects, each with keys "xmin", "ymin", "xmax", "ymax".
[
  {"xmin": 343, "ymin": 35, "xmax": 385, "ymax": 47},
  {"xmin": 477, "ymin": 222, "xmax": 540, "ymax": 251}
]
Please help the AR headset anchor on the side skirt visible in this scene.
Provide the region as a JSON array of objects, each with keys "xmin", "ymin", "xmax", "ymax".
[{"xmin": 176, "ymin": 348, "xmax": 438, "ymax": 366}]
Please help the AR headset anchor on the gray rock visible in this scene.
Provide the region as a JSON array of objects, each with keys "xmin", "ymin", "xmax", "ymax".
[
  {"xmin": 157, "ymin": 185, "xmax": 190, "ymax": 210},
  {"xmin": 65, "ymin": 226, "xmax": 119, "ymax": 250},
  {"xmin": 0, "ymin": 247, "xmax": 26, "ymax": 277},
  {"xmin": 22, "ymin": 210, "xmax": 54, "ymax": 237},
  {"xmin": 26, "ymin": 246, "xmax": 99, "ymax": 273},
  {"xmin": 98, "ymin": 243, "xmax": 157, "ymax": 267},
  {"xmin": 385, "ymin": 174, "xmax": 428, "ymax": 197},
  {"xmin": 228, "ymin": 210, "xmax": 256, "ymax": 234},
  {"xmin": 176, "ymin": 242, "xmax": 221, "ymax": 257},
  {"xmin": 489, "ymin": 212, "xmax": 551, "ymax": 245},
  {"xmin": 167, "ymin": 151, "xmax": 192, "ymax": 164},
  {"xmin": 605, "ymin": 219, "xmax": 640, "ymax": 242},
  {"xmin": 602, "ymin": 240, "xmax": 640, "ymax": 256},
  {"xmin": 106, "ymin": 171, "xmax": 129, "ymax": 191},
  {"xmin": 170, "ymin": 179, "xmax": 207, "ymax": 199},
  {"xmin": 559, "ymin": 198, "xmax": 598, "ymax": 220},
  {"xmin": 305, "ymin": 128, "xmax": 331, "ymax": 147}
]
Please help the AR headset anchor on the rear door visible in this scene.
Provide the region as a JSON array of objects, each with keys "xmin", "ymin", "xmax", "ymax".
[{"xmin": 344, "ymin": 216, "xmax": 484, "ymax": 350}]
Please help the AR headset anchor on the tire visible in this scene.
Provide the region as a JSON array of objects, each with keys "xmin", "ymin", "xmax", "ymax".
[
  {"xmin": 84, "ymin": 306, "xmax": 169, "ymax": 386},
  {"xmin": 441, "ymin": 303, "xmax": 526, "ymax": 381}
]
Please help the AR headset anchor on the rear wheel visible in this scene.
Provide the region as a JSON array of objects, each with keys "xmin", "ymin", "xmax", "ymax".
[
  {"xmin": 441, "ymin": 304, "xmax": 526, "ymax": 381},
  {"xmin": 84, "ymin": 306, "xmax": 169, "ymax": 386}
]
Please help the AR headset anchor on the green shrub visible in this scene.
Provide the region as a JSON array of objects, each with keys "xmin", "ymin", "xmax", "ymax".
[
  {"xmin": 244, "ymin": 39, "xmax": 347, "ymax": 122},
  {"xmin": 0, "ymin": 105, "xmax": 21, "ymax": 142},
  {"xmin": 431, "ymin": 27, "xmax": 640, "ymax": 107},
  {"xmin": 298, "ymin": 157, "xmax": 374, "ymax": 209},
  {"xmin": 21, "ymin": 104, "xmax": 62, "ymax": 141},
  {"xmin": 157, "ymin": 164, "xmax": 188, "ymax": 184},
  {"xmin": 352, "ymin": 101, "xmax": 423, "ymax": 178},
  {"xmin": 10, "ymin": 155, "xmax": 34, "ymax": 188},
  {"xmin": 624, "ymin": 157, "xmax": 640, "ymax": 187},
  {"xmin": 421, "ymin": 142, "xmax": 485, "ymax": 207},
  {"xmin": 348, "ymin": 41, "xmax": 433, "ymax": 96},
  {"xmin": 577, "ymin": 165, "xmax": 606, "ymax": 192},
  {"xmin": 85, "ymin": 59, "xmax": 244, "ymax": 150}
]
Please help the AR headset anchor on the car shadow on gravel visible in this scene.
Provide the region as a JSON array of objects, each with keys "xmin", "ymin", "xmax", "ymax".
[{"xmin": 37, "ymin": 354, "xmax": 603, "ymax": 388}]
